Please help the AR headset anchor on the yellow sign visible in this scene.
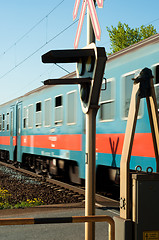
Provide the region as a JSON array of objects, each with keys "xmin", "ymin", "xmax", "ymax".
[{"xmin": 143, "ymin": 231, "xmax": 159, "ymax": 240}]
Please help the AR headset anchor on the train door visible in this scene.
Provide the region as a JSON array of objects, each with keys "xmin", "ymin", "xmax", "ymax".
[
  {"xmin": 17, "ymin": 102, "xmax": 22, "ymax": 162},
  {"xmin": 10, "ymin": 105, "xmax": 15, "ymax": 161}
]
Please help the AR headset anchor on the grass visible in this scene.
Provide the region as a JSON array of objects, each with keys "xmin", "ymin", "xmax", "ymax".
[{"xmin": 0, "ymin": 188, "xmax": 44, "ymax": 209}]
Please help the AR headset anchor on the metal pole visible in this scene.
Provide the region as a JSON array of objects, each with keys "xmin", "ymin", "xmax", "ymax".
[
  {"xmin": 85, "ymin": 2, "xmax": 96, "ymax": 240},
  {"xmin": 87, "ymin": 4, "xmax": 95, "ymax": 45},
  {"xmin": 85, "ymin": 107, "xmax": 98, "ymax": 240}
]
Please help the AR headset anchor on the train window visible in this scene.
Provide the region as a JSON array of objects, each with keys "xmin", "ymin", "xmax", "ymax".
[
  {"xmin": 6, "ymin": 113, "xmax": 9, "ymax": 131},
  {"xmin": 0, "ymin": 115, "xmax": 2, "ymax": 131},
  {"xmin": 122, "ymin": 71, "xmax": 143, "ymax": 119},
  {"xmin": 44, "ymin": 99, "xmax": 51, "ymax": 127},
  {"xmin": 156, "ymin": 65, "xmax": 159, "ymax": 84},
  {"xmin": 28, "ymin": 104, "xmax": 34, "ymax": 128},
  {"xmin": 55, "ymin": 95, "xmax": 63, "ymax": 125},
  {"xmin": 36, "ymin": 102, "xmax": 42, "ymax": 127},
  {"xmin": 153, "ymin": 64, "xmax": 159, "ymax": 112},
  {"xmin": 99, "ymin": 78, "xmax": 115, "ymax": 121},
  {"xmin": 155, "ymin": 86, "xmax": 159, "ymax": 111},
  {"xmin": 23, "ymin": 107, "xmax": 27, "ymax": 129},
  {"xmin": 67, "ymin": 91, "xmax": 76, "ymax": 125},
  {"xmin": 153, "ymin": 65, "xmax": 159, "ymax": 84},
  {"xmin": 2, "ymin": 114, "xmax": 5, "ymax": 131}
]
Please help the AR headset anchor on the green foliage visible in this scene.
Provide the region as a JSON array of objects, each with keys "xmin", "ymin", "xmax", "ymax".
[
  {"xmin": 0, "ymin": 188, "xmax": 11, "ymax": 209},
  {"xmin": 106, "ymin": 22, "xmax": 157, "ymax": 54},
  {"xmin": 13, "ymin": 198, "xmax": 44, "ymax": 209},
  {"xmin": 0, "ymin": 188, "xmax": 44, "ymax": 209}
]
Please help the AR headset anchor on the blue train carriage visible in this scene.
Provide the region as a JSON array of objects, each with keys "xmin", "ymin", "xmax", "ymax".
[
  {"xmin": 0, "ymin": 98, "xmax": 17, "ymax": 163},
  {"xmin": 96, "ymin": 33, "xmax": 159, "ymax": 184},
  {"xmin": 0, "ymin": 72, "xmax": 85, "ymax": 184},
  {"xmin": 0, "ymin": 33, "xmax": 159, "ymax": 186}
]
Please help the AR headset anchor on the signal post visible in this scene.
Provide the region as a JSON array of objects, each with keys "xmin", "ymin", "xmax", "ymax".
[
  {"xmin": 43, "ymin": 2, "xmax": 106, "ymax": 240},
  {"xmin": 85, "ymin": 3, "xmax": 97, "ymax": 239},
  {"xmin": 74, "ymin": 1, "xmax": 104, "ymax": 239},
  {"xmin": 42, "ymin": 43, "xmax": 107, "ymax": 240}
]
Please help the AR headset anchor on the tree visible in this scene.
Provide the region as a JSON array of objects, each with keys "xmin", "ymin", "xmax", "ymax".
[{"xmin": 106, "ymin": 22, "xmax": 157, "ymax": 54}]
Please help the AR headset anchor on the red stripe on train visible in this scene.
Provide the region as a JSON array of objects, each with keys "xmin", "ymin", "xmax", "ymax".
[
  {"xmin": 0, "ymin": 133, "xmax": 155, "ymax": 158},
  {"xmin": 96, "ymin": 133, "xmax": 155, "ymax": 158},
  {"xmin": 0, "ymin": 136, "xmax": 10, "ymax": 145},
  {"xmin": 21, "ymin": 134, "xmax": 82, "ymax": 151},
  {"xmin": 0, "ymin": 136, "xmax": 16, "ymax": 146}
]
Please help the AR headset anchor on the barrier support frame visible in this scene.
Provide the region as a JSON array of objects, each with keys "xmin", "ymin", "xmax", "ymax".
[{"xmin": 120, "ymin": 76, "xmax": 159, "ymax": 220}]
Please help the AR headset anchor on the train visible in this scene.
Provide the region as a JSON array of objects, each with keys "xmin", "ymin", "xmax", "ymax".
[{"xmin": 0, "ymin": 33, "xmax": 159, "ymax": 186}]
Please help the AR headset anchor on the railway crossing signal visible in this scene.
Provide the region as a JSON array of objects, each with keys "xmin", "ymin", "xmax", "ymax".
[
  {"xmin": 77, "ymin": 43, "xmax": 106, "ymax": 113},
  {"xmin": 42, "ymin": 43, "xmax": 107, "ymax": 114},
  {"xmin": 73, "ymin": 0, "xmax": 104, "ymax": 49}
]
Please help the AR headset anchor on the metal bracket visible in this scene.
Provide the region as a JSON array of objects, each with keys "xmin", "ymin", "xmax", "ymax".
[{"xmin": 120, "ymin": 198, "xmax": 126, "ymax": 209}]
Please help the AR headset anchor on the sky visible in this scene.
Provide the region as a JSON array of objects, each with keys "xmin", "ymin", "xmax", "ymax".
[{"xmin": 0, "ymin": 0, "xmax": 159, "ymax": 104}]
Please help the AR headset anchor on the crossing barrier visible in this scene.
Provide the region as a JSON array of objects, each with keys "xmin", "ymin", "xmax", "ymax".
[{"xmin": 0, "ymin": 215, "xmax": 115, "ymax": 240}]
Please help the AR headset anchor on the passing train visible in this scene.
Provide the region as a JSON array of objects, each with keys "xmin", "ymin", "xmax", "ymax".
[{"xmin": 0, "ymin": 33, "xmax": 159, "ymax": 185}]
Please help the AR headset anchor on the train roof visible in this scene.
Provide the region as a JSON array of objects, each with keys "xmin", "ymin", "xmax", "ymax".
[
  {"xmin": 0, "ymin": 71, "xmax": 76, "ymax": 107},
  {"xmin": 1, "ymin": 33, "xmax": 159, "ymax": 107},
  {"xmin": 23, "ymin": 71, "xmax": 76, "ymax": 97}
]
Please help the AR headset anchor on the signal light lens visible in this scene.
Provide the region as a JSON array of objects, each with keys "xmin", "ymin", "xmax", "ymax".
[
  {"xmin": 80, "ymin": 83, "xmax": 90, "ymax": 105},
  {"xmin": 77, "ymin": 56, "xmax": 94, "ymax": 106},
  {"xmin": 77, "ymin": 58, "xmax": 85, "ymax": 76},
  {"xmin": 86, "ymin": 56, "xmax": 95, "ymax": 72}
]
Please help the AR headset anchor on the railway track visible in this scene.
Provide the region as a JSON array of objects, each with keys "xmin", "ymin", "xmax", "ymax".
[{"xmin": 0, "ymin": 160, "xmax": 119, "ymax": 209}]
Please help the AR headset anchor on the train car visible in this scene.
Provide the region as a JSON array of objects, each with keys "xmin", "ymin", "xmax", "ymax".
[
  {"xmin": 0, "ymin": 73, "xmax": 85, "ymax": 184},
  {"xmin": 0, "ymin": 33, "xmax": 159, "ymax": 185},
  {"xmin": 96, "ymin": 33, "xmax": 159, "ymax": 183}
]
